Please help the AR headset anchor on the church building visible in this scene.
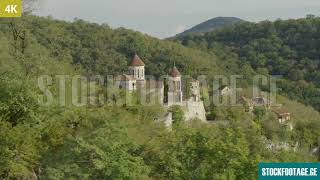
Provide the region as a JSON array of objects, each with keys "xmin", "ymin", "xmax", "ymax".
[{"xmin": 115, "ymin": 54, "xmax": 207, "ymax": 122}]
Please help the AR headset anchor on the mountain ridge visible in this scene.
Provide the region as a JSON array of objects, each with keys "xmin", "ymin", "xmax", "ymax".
[
  {"xmin": 175, "ymin": 16, "xmax": 245, "ymax": 37},
  {"xmin": 173, "ymin": 15, "xmax": 320, "ymax": 112}
]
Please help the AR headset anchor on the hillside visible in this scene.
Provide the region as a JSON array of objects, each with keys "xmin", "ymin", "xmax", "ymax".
[
  {"xmin": 22, "ymin": 16, "xmax": 231, "ymax": 78},
  {"xmin": 0, "ymin": 15, "xmax": 319, "ymax": 179},
  {"xmin": 174, "ymin": 15, "xmax": 320, "ymax": 112},
  {"xmin": 176, "ymin": 17, "xmax": 245, "ymax": 37}
]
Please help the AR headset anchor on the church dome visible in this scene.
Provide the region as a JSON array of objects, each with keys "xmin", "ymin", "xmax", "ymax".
[
  {"xmin": 169, "ymin": 66, "xmax": 181, "ymax": 77},
  {"xmin": 129, "ymin": 54, "xmax": 145, "ymax": 66}
]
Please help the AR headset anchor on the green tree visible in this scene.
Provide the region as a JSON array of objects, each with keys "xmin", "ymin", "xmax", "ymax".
[
  {"xmin": 253, "ymin": 107, "xmax": 266, "ymax": 122},
  {"xmin": 169, "ymin": 105, "xmax": 185, "ymax": 127}
]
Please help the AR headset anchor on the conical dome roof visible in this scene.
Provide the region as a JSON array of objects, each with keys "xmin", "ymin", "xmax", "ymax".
[
  {"xmin": 129, "ymin": 54, "xmax": 145, "ymax": 66},
  {"xmin": 169, "ymin": 66, "xmax": 181, "ymax": 77}
]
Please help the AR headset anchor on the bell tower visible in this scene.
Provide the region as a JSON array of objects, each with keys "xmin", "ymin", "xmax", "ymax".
[
  {"xmin": 167, "ymin": 64, "xmax": 183, "ymax": 106},
  {"xmin": 128, "ymin": 54, "xmax": 145, "ymax": 81}
]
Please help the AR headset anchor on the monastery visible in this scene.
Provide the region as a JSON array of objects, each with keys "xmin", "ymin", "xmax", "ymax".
[{"xmin": 115, "ymin": 54, "xmax": 207, "ymax": 123}]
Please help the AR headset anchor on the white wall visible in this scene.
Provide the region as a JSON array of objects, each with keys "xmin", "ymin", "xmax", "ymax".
[
  {"xmin": 184, "ymin": 100, "xmax": 207, "ymax": 122},
  {"xmin": 128, "ymin": 66, "xmax": 145, "ymax": 80}
]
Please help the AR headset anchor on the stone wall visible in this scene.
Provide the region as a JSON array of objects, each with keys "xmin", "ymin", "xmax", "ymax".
[{"xmin": 183, "ymin": 100, "xmax": 207, "ymax": 122}]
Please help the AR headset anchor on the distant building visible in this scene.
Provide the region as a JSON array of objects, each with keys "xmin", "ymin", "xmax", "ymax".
[
  {"xmin": 272, "ymin": 109, "xmax": 293, "ymax": 130},
  {"xmin": 167, "ymin": 65, "xmax": 183, "ymax": 106},
  {"xmin": 219, "ymin": 85, "xmax": 232, "ymax": 96},
  {"xmin": 115, "ymin": 54, "xmax": 207, "ymax": 122},
  {"xmin": 272, "ymin": 109, "xmax": 291, "ymax": 124},
  {"xmin": 251, "ymin": 97, "xmax": 271, "ymax": 109},
  {"xmin": 115, "ymin": 74, "xmax": 136, "ymax": 91},
  {"xmin": 190, "ymin": 80, "xmax": 200, "ymax": 102},
  {"xmin": 128, "ymin": 54, "xmax": 145, "ymax": 81},
  {"xmin": 146, "ymin": 79, "xmax": 165, "ymax": 105},
  {"xmin": 184, "ymin": 79, "xmax": 206, "ymax": 121},
  {"xmin": 239, "ymin": 96, "xmax": 272, "ymax": 111},
  {"xmin": 115, "ymin": 54, "xmax": 145, "ymax": 91}
]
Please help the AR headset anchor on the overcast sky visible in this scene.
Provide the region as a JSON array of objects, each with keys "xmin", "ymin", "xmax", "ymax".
[{"xmin": 36, "ymin": 0, "xmax": 320, "ymax": 39}]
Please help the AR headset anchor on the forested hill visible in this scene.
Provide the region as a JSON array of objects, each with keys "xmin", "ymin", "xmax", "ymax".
[
  {"xmin": 174, "ymin": 15, "xmax": 320, "ymax": 111},
  {"xmin": 22, "ymin": 16, "xmax": 231, "ymax": 78},
  {"xmin": 175, "ymin": 17, "xmax": 245, "ymax": 37}
]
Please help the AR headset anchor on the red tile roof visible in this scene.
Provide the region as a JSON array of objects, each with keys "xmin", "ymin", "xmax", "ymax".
[
  {"xmin": 169, "ymin": 66, "xmax": 181, "ymax": 77},
  {"xmin": 129, "ymin": 54, "xmax": 145, "ymax": 66},
  {"xmin": 272, "ymin": 109, "xmax": 290, "ymax": 116},
  {"xmin": 115, "ymin": 74, "xmax": 134, "ymax": 81}
]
